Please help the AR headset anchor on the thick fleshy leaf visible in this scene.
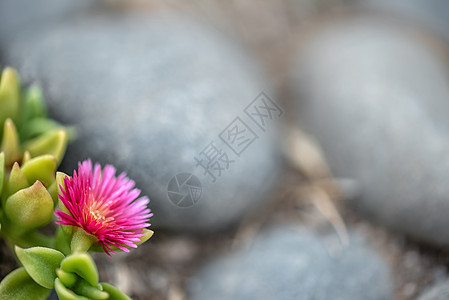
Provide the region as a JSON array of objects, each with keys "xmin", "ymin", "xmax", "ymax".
[
  {"xmin": 73, "ymin": 279, "xmax": 108, "ymax": 300},
  {"xmin": 22, "ymin": 150, "xmax": 31, "ymax": 165},
  {"xmin": 4, "ymin": 181, "xmax": 54, "ymax": 229},
  {"xmin": 136, "ymin": 229, "xmax": 154, "ymax": 246},
  {"xmin": 23, "ymin": 130, "xmax": 67, "ymax": 166},
  {"xmin": 56, "ymin": 268, "xmax": 78, "ymax": 288},
  {"xmin": 3, "ymin": 162, "xmax": 29, "ymax": 201},
  {"xmin": 57, "ymin": 172, "xmax": 72, "ymax": 228},
  {"xmin": 55, "ymin": 278, "xmax": 89, "ymax": 300},
  {"xmin": 0, "ymin": 68, "xmax": 20, "ymax": 128},
  {"xmin": 57, "ymin": 171, "xmax": 73, "ymax": 237},
  {"xmin": 21, "ymin": 231, "xmax": 54, "ymax": 249},
  {"xmin": 20, "ymin": 85, "xmax": 47, "ymax": 122},
  {"xmin": 1, "ymin": 119, "xmax": 21, "ymax": 166},
  {"xmin": 20, "ymin": 118, "xmax": 67, "ymax": 142},
  {"xmin": 48, "ymin": 179, "xmax": 58, "ymax": 206},
  {"xmin": 0, "ymin": 267, "xmax": 50, "ymax": 300},
  {"xmin": 21, "ymin": 155, "xmax": 56, "ymax": 187},
  {"xmin": 56, "ymin": 171, "xmax": 69, "ymax": 195},
  {"xmin": 15, "ymin": 246, "xmax": 65, "ymax": 289},
  {"xmin": 55, "ymin": 227, "xmax": 72, "ymax": 256},
  {"xmin": 0, "ymin": 152, "xmax": 4, "ymax": 196},
  {"xmin": 61, "ymin": 253, "xmax": 99, "ymax": 287},
  {"xmin": 100, "ymin": 283, "xmax": 132, "ymax": 300}
]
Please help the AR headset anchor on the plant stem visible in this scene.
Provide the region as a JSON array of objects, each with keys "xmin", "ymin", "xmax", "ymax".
[{"xmin": 70, "ymin": 228, "xmax": 96, "ymax": 253}]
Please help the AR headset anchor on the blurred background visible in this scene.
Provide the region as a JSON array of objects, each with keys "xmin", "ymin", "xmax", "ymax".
[{"xmin": 2, "ymin": 0, "xmax": 449, "ymax": 299}]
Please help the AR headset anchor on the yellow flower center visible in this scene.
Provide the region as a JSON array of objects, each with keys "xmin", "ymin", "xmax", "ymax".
[{"xmin": 91, "ymin": 209, "xmax": 106, "ymax": 221}]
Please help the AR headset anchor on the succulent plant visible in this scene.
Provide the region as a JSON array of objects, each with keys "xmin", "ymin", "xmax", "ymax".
[
  {"xmin": 0, "ymin": 68, "xmax": 153, "ymax": 300},
  {"xmin": 0, "ymin": 67, "xmax": 73, "ymax": 248},
  {"xmin": 0, "ymin": 154, "xmax": 57, "ymax": 247},
  {"xmin": 0, "ymin": 67, "xmax": 73, "ymax": 169}
]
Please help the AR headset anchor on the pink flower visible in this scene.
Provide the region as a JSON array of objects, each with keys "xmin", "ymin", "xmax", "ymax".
[{"xmin": 55, "ymin": 159, "xmax": 152, "ymax": 255}]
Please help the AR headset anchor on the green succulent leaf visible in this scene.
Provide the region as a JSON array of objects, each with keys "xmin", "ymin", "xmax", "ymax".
[
  {"xmin": 20, "ymin": 118, "xmax": 60, "ymax": 140},
  {"xmin": 55, "ymin": 227, "xmax": 72, "ymax": 256},
  {"xmin": 21, "ymin": 154, "xmax": 56, "ymax": 187},
  {"xmin": 0, "ymin": 152, "xmax": 4, "ymax": 196},
  {"xmin": 56, "ymin": 171, "xmax": 69, "ymax": 195},
  {"xmin": 1, "ymin": 118, "xmax": 21, "ymax": 166},
  {"xmin": 56, "ymin": 268, "xmax": 78, "ymax": 288},
  {"xmin": 0, "ymin": 68, "xmax": 20, "ymax": 129},
  {"xmin": 3, "ymin": 162, "xmax": 29, "ymax": 201},
  {"xmin": 73, "ymin": 279, "xmax": 109, "ymax": 300},
  {"xmin": 61, "ymin": 253, "xmax": 99, "ymax": 287},
  {"xmin": 48, "ymin": 179, "xmax": 58, "ymax": 206},
  {"xmin": 20, "ymin": 85, "xmax": 47, "ymax": 122},
  {"xmin": 56, "ymin": 171, "xmax": 73, "ymax": 237},
  {"xmin": 4, "ymin": 180, "xmax": 54, "ymax": 229},
  {"xmin": 135, "ymin": 228, "xmax": 154, "ymax": 246},
  {"xmin": 20, "ymin": 118, "xmax": 75, "ymax": 144},
  {"xmin": 101, "ymin": 283, "xmax": 132, "ymax": 300},
  {"xmin": 0, "ymin": 67, "xmax": 73, "ymax": 171},
  {"xmin": 15, "ymin": 246, "xmax": 65, "ymax": 289},
  {"xmin": 21, "ymin": 150, "xmax": 31, "ymax": 164},
  {"xmin": 0, "ymin": 267, "xmax": 51, "ymax": 300},
  {"xmin": 23, "ymin": 129, "xmax": 68, "ymax": 166},
  {"xmin": 55, "ymin": 278, "xmax": 89, "ymax": 300},
  {"xmin": 21, "ymin": 231, "xmax": 54, "ymax": 249}
]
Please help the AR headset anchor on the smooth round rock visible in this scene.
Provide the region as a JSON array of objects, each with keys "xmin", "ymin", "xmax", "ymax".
[
  {"xmin": 0, "ymin": 0, "xmax": 96, "ymax": 44},
  {"xmin": 292, "ymin": 15, "xmax": 449, "ymax": 247},
  {"xmin": 187, "ymin": 225, "xmax": 392, "ymax": 300},
  {"xmin": 1, "ymin": 14, "xmax": 283, "ymax": 232},
  {"xmin": 356, "ymin": 0, "xmax": 449, "ymax": 42},
  {"xmin": 416, "ymin": 280, "xmax": 449, "ymax": 300}
]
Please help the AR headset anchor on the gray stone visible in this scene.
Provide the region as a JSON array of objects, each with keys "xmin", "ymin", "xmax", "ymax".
[
  {"xmin": 0, "ymin": 0, "xmax": 96, "ymax": 43},
  {"xmin": 1, "ymin": 14, "xmax": 283, "ymax": 232},
  {"xmin": 416, "ymin": 280, "xmax": 449, "ymax": 300},
  {"xmin": 356, "ymin": 0, "xmax": 449, "ymax": 42},
  {"xmin": 292, "ymin": 15, "xmax": 449, "ymax": 247},
  {"xmin": 187, "ymin": 225, "xmax": 392, "ymax": 300}
]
